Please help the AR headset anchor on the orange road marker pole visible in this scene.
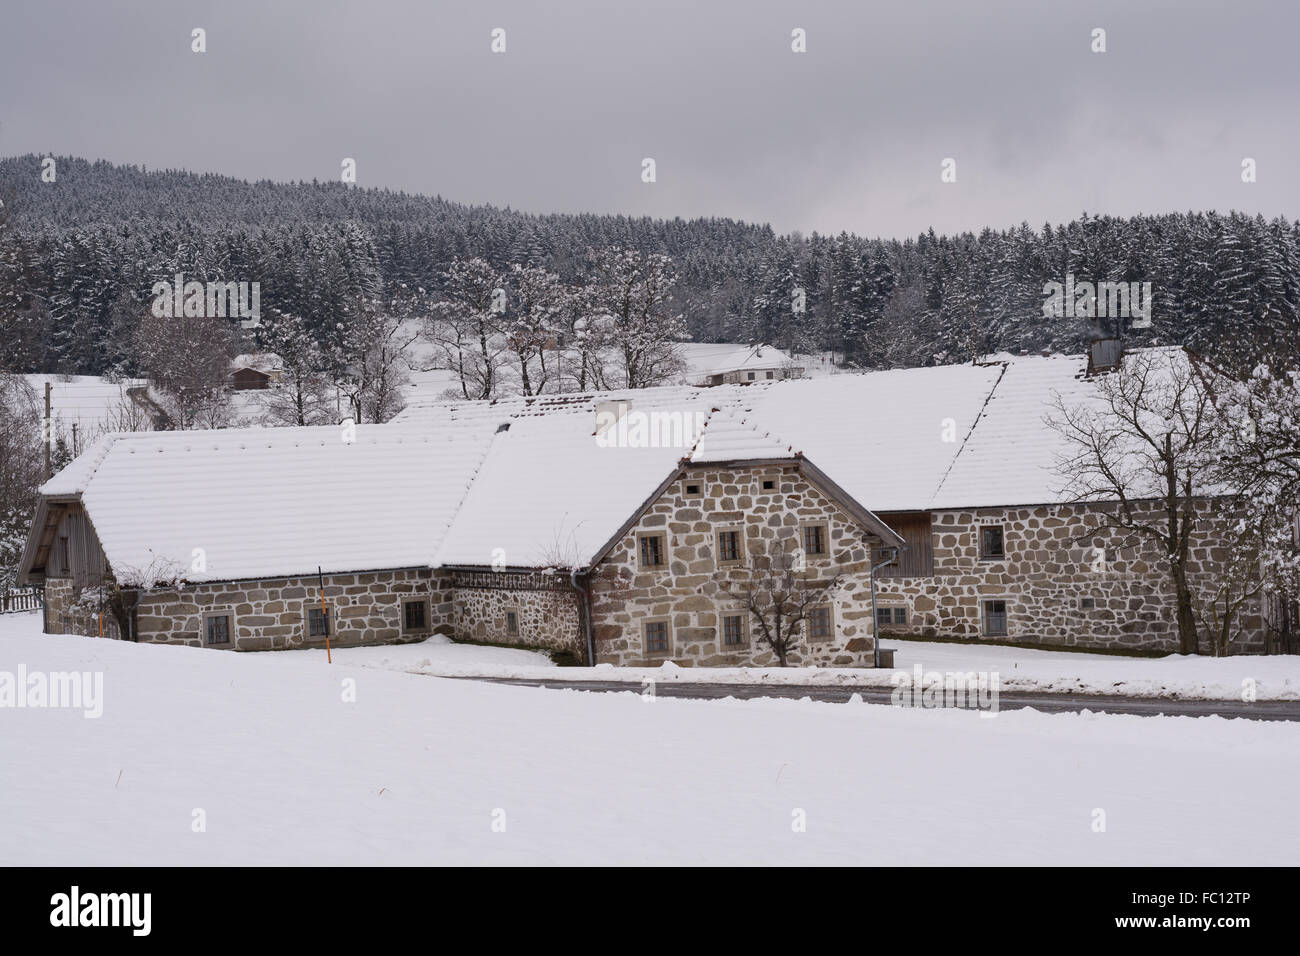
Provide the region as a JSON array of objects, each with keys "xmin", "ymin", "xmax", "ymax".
[{"xmin": 318, "ymin": 565, "xmax": 331, "ymax": 664}]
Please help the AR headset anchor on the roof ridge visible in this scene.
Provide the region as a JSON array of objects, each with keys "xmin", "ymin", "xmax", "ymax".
[
  {"xmin": 429, "ymin": 416, "xmax": 518, "ymax": 566},
  {"xmin": 926, "ymin": 360, "xmax": 1009, "ymax": 509}
]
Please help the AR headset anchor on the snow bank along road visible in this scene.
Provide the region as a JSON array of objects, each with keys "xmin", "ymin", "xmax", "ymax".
[
  {"xmin": 3, "ymin": 612, "xmax": 1298, "ymax": 865},
  {"xmin": 458, "ymin": 676, "xmax": 1300, "ymax": 721}
]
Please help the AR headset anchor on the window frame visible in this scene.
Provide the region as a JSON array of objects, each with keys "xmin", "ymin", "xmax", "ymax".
[
  {"xmin": 505, "ymin": 608, "xmax": 520, "ymax": 635},
  {"xmin": 401, "ymin": 597, "xmax": 431, "ymax": 635},
  {"xmin": 643, "ymin": 618, "xmax": 672, "ymax": 656},
  {"xmin": 800, "ymin": 522, "xmax": 829, "ymax": 558},
  {"xmin": 805, "ymin": 604, "xmax": 834, "ymax": 643},
  {"xmin": 876, "ymin": 605, "xmax": 907, "ymax": 628},
  {"xmin": 721, "ymin": 612, "xmax": 748, "ymax": 648},
  {"xmin": 978, "ymin": 524, "xmax": 1006, "ymax": 561},
  {"xmin": 715, "ymin": 528, "xmax": 746, "ymax": 567},
  {"xmin": 306, "ymin": 603, "xmax": 331, "ymax": 639},
  {"xmin": 636, "ymin": 532, "xmax": 668, "ymax": 570},
  {"xmin": 982, "ymin": 599, "xmax": 1009, "ymax": 637},
  {"xmin": 202, "ymin": 609, "xmax": 234, "ymax": 647},
  {"xmin": 682, "ymin": 479, "xmax": 705, "ymax": 499}
]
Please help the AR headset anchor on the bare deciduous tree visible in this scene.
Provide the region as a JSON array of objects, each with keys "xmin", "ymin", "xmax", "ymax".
[
  {"xmin": 741, "ymin": 538, "xmax": 842, "ymax": 666},
  {"xmin": 1048, "ymin": 349, "xmax": 1222, "ymax": 655},
  {"xmin": 133, "ymin": 310, "xmax": 235, "ymax": 429},
  {"xmin": 0, "ymin": 376, "xmax": 43, "ymax": 588}
]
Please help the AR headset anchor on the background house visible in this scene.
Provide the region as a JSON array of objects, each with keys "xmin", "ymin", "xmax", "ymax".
[{"xmin": 684, "ymin": 343, "xmax": 805, "ymax": 386}]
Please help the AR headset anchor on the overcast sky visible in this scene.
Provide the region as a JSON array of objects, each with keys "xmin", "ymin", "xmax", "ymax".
[{"xmin": 2, "ymin": 0, "xmax": 1297, "ymax": 238}]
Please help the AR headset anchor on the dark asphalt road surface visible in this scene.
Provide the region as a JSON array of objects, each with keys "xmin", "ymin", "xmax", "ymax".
[{"xmin": 455, "ymin": 676, "xmax": 1300, "ymax": 721}]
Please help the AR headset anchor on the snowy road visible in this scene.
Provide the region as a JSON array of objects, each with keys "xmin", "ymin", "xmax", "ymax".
[{"xmin": 458, "ymin": 676, "xmax": 1300, "ymax": 721}]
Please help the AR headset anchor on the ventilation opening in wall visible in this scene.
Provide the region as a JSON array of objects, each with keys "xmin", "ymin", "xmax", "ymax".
[
  {"xmin": 1079, "ymin": 597, "xmax": 1095, "ymax": 610},
  {"xmin": 761, "ymin": 479, "xmax": 776, "ymax": 491},
  {"xmin": 683, "ymin": 480, "xmax": 703, "ymax": 497}
]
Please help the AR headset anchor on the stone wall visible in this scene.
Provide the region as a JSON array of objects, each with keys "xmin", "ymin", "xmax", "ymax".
[
  {"xmin": 40, "ymin": 494, "xmax": 1266, "ymax": 660},
  {"xmin": 590, "ymin": 464, "xmax": 882, "ymax": 666},
  {"xmin": 43, "ymin": 578, "xmax": 101, "ymax": 636},
  {"xmin": 45, "ymin": 568, "xmax": 454, "ymax": 651},
  {"xmin": 450, "ymin": 569, "xmax": 584, "ymax": 659},
  {"xmin": 870, "ymin": 501, "xmax": 1266, "ymax": 654}
]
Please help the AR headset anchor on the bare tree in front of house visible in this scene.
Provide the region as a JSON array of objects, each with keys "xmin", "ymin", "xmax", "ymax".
[
  {"xmin": 324, "ymin": 298, "xmax": 417, "ymax": 424},
  {"xmin": 102, "ymin": 381, "xmax": 154, "ymax": 434},
  {"xmin": 555, "ymin": 280, "xmax": 610, "ymax": 393},
  {"xmin": 588, "ymin": 247, "xmax": 688, "ymax": 390},
  {"xmin": 1209, "ymin": 361, "xmax": 1300, "ymax": 653},
  {"xmin": 0, "ymin": 376, "xmax": 43, "ymax": 590},
  {"xmin": 501, "ymin": 264, "xmax": 566, "ymax": 396},
  {"xmin": 71, "ymin": 554, "xmax": 187, "ymax": 642},
  {"xmin": 133, "ymin": 309, "xmax": 235, "ymax": 429},
  {"xmin": 423, "ymin": 258, "xmax": 510, "ymax": 400},
  {"xmin": 256, "ymin": 309, "xmax": 333, "ymax": 426},
  {"xmin": 1047, "ymin": 349, "xmax": 1223, "ymax": 655},
  {"xmin": 742, "ymin": 538, "xmax": 841, "ymax": 667}
]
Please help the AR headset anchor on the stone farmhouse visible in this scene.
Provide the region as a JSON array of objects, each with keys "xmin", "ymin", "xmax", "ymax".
[{"xmin": 17, "ymin": 346, "xmax": 1267, "ymax": 664}]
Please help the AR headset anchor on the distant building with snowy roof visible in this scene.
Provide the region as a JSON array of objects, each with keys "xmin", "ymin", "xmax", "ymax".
[
  {"xmin": 228, "ymin": 353, "xmax": 284, "ymax": 391},
  {"xmin": 684, "ymin": 343, "xmax": 804, "ymax": 386}
]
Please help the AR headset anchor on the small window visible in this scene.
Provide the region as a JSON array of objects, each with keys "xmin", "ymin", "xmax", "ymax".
[
  {"xmin": 403, "ymin": 598, "xmax": 429, "ymax": 633},
  {"xmin": 1079, "ymin": 597, "xmax": 1095, "ymax": 611},
  {"xmin": 801, "ymin": 523, "xmax": 827, "ymax": 556},
  {"xmin": 637, "ymin": 533, "xmax": 666, "ymax": 569},
  {"xmin": 876, "ymin": 606, "xmax": 907, "ymax": 627},
  {"xmin": 204, "ymin": 612, "xmax": 232, "ymax": 646},
  {"xmin": 645, "ymin": 620, "xmax": 670, "ymax": 655},
  {"xmin": 761, "ymin": 479, "xmax": 776, "ymax": 491},
  {"xmin": 717, "ymin": 529, "xmax": 743, "ymax": 565},
  {"xmin": 506, "ymin": 610, "xmax": 519, "ymax": 635},
  {"xmin": 307, "ymin": 605, "xmax": 330, "ymax": 638},
  {"xmin": 983, "ymin": 600, "xmax": 1008, "ymax": 636},
  {"xmin": 765, "ymin": 370, "xmax": 774, "ymax": 379},
  {"xmin": 683, "ymin": 480, "xmax": 704, "ymax": 498},
  {"xmin": 807, "ymin": 605, "xmax": 833, "ymax": 642},
  {"xmin": 722, "ymin": 614, "xmax": 747, "ymax": 647},
  {"xmin": 747, "ymin": 371, "xmax": 755, "ymax": 381},
  {"xmin": 979, "ymin": 525, "xmax": 1005, "ymax": 560}
]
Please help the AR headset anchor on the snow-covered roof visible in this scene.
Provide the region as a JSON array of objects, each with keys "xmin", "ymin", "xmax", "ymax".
[
  {"xmin": 37, "ymin": 347, "xmax": 1193, "ymax": 579},
  {"xmin": 434, "ymin": 389, "xmax": 716, "ymax": 567},
  {"xmin": 230, "ymin": 353, "xmax": 283, "ymax": 373},
  {"xmin": 41, "ymin": 421, "xmax": 498, "ymax": 582},
  {"xmin": 684, "ymin": 343, "xmax": 798, "ymax": 381}
]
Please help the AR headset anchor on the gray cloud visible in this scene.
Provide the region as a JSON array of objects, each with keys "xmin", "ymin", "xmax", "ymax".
[{"xmin": 1, "ymin": 0, "xmax": 1295, "ymax": 237}]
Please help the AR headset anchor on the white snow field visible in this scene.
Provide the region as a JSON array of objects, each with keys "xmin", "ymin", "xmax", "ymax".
[
  {"xmin": 321, "ymin": 633, "xmax": 1300, "ymax": 702},
  {"xmin": 2, "ymin": 612, "xmax": 1297, "ymax": 866}
]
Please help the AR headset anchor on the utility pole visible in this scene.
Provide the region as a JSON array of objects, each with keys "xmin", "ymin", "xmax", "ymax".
[{"xmin": 43, "ymin": 381, "xmax": 52, "ymax": 479}]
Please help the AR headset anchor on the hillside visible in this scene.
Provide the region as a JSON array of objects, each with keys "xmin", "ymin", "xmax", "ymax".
[{"xmin": 2, "ymin": 155, "xmax": 1299, "ymax": 378}]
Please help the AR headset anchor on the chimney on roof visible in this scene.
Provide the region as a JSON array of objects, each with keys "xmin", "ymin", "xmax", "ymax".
[{"xmin": 1087, "ymin": 338, "xmax": 1124, "ymax": 376}]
